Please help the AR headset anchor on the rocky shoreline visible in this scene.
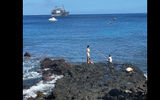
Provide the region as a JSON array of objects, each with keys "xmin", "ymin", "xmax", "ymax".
[{"xmin": 26, "ymin": 58, "xmax": 147, "ymax": 100}]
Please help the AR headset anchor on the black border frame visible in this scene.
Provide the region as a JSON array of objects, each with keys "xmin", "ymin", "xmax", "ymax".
[{"xmin": 13, "ymin": 0, "xmax": 156, "ymax": 99}]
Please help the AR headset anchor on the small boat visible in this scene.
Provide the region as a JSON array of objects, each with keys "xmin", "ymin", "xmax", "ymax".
[
  {"xmin": 112, "ymin": 18, "xmax": 117, "ymax": 21},
  {"xmin": 108, "ymin": 22, "xmax": 112, "ymax": 24},
  {"xmin": 48, "ymin": 17, "xmax": 57, "ymax": 21}
]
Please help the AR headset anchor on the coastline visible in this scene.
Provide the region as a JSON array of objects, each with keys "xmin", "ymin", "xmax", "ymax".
[{"xmin": 23, "ymin": 57, "xmax": 147, "ymax": 100}]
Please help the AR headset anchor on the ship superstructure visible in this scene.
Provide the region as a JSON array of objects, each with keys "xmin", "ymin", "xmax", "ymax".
[{"xmin": 51, "ymin": 6, "xmax": 69, "ymax": 16}]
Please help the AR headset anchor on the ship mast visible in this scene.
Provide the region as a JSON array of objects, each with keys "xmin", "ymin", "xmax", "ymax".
[{"xmin": 62, "ymin": 4, "xmax": 65, "ymax": 11}]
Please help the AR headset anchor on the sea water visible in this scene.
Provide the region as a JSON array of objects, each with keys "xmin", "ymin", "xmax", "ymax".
[{"xmin": 23, "ymin": 13, "xmax": 147, "ymax": 98}]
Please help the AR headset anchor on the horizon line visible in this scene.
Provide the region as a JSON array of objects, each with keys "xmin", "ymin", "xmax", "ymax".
[{"xmin": 23, "ymin": 12, "xmax": 147, "ymax": 16}]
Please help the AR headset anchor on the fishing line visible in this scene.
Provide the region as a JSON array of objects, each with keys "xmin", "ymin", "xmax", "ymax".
[
  {"xmin": 88, "ymin": 40, "xmax": 109, "ymax": 62},
  {"xmin": 92, "ymin": 47, "xmax": 108, "ymax": 61}
]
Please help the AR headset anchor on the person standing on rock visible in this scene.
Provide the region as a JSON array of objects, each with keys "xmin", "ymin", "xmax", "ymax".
[{"xmin": 87, "ymin": 45, "xmax": 90, "ymax": 63}]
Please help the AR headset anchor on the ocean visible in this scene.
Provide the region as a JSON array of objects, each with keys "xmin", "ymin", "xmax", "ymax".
[{"xmin": 23, "ymin": 13, "xmax": 147, "ymax": 99}]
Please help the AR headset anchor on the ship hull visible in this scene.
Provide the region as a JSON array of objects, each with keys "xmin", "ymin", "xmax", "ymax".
[{"xmin": 51, "ymin": 12, "xmax": 69, "ymax": 17}]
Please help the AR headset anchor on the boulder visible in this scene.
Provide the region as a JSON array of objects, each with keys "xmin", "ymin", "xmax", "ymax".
[
  {"xmin": 24, "ymin": 52, "xmax": 31, "ymax": 57},
  {"xmin": 40, "ymin": 58, "xmax": 53, "ymax": 69},
  {"xmin": 40, "ymin": 58, "xmax": 72, "ymax": 82}
]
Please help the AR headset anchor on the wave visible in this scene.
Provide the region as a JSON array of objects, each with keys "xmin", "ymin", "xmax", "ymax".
[
  {"xmin": 23, "ymin": 58, "xmax": 41, "ymax": 80},
  {"xmin": 23, "ymin": 74, "xmax": 63, "ymax": 100},
  {"xmin": 23, "ymin": 71, "xmax": 42, "ymax": 80},
  {"xmin": 144, "ymin": 73, "xmax": 147, "ymax": 80}
]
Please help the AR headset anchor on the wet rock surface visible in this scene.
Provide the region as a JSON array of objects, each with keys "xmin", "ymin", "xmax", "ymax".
[
  {"xmin": 40, "ymin": 58, "xmax": 72, "ymax": 82},
  {"xmin": 34, "ymin": 58, "xmax": 147, "ymax": 100}
]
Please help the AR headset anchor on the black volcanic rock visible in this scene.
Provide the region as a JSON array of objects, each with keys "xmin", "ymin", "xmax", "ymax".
[
  {"xmin": 109, "ymin": 89, "xmax": 122, "ymax": 96},
  {"xmin": 24, "ymin": 52, "xmax": 31, "ymax": 57},
  {"xmin": 38, "ymin": 58, "xmax": 147, "ymax": 100},
  {"xmin": 40, "ymin": 58, "xmax": 72, "ymax": 82},
  {"xmin": 40, "ymin": 58, "xmax": 53, "ymax": 69}
]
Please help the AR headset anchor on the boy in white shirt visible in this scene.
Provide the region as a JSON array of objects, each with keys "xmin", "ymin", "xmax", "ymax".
[{"xmin": 108, "ymin": 54, "xmax": 112, "ymax": 63}]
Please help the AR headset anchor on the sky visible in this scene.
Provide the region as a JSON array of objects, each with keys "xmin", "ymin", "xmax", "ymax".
[{"xmin": 23, "ymin": 0, "xmax": 147, "ymax": 15}]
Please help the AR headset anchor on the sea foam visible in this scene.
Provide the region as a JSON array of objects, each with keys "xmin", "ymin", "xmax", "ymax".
[
  {"xmin": 23, "ymin": 71, "xmax": 42, "ymax": 80},
  {"xmin": 23, "ymin": 74, "xmax": 63, "ymax": 99},
  {"xmin": 23, "ymin": 58, "xmax": 41, "ymax": 80},
  {"xmin": 144, "ymin": 73, "xmax": 147, "ymax": 80}
]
